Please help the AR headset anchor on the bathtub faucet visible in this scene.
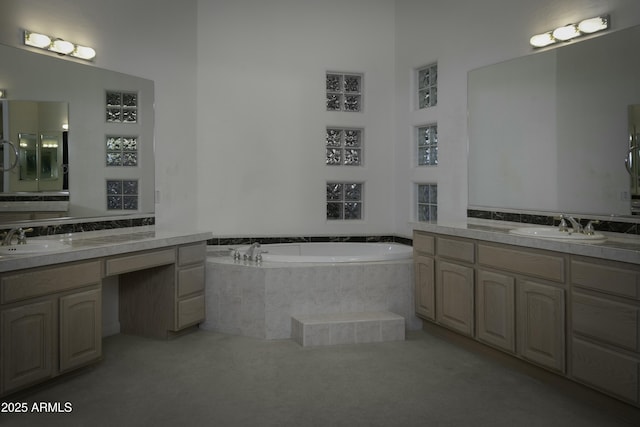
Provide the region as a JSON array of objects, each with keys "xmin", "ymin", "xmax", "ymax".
[{"xmin": 244, "ymin": 242, "xmax": 261, "ymax": 261}]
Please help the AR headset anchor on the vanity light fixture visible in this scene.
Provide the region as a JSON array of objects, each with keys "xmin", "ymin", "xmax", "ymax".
[
  {"xmin": 23, "ymin": 30, "xmax": 96, "ymax": 61},
  {"xmin": 0, "ymin": 89, "xmax": 6, "ymax": 99},
  {"xmin": 530, "ymin": 14, "xmax": 610, "ymax": 48}
]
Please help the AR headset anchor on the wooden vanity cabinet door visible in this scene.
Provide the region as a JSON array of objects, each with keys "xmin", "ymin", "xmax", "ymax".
[
  {"xmin": 59, "ymin": 287, "xmax": 102, "ymax": 372},
  {"xmin": 1, "ymin": 299, "xmax": 55, "ymax": 394},
  {"xmin": 415, "ymin": 254, "xmax": 435, "ymax": 321},
  {"xmin": 476, "ymin": 269, "xmax": 515, "ymax": 353},
  {"xmin": 517, "ymin": 280, "xmax": 565, "ymax": 373},
  {"xmin": 436, "ymin": 260, "xmax": 474, "ymax": 336}
]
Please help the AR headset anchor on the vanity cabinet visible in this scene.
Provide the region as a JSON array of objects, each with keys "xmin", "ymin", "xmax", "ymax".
[
  {"xmin": 436, "ymin": 260, "xmax": 474, "ymax": 336},
  {"xmin": 176, "ymin": 242, "xmax": 206, "ymax": 329},
  {"xmin": 414, "ymin": 233, "xmax": 435, "ymax": 320},
  {"xmin": 569, "ymin": 256, "xmax": 640, "ymax": 405},
  {"xmin": 413, "ymin": 234, "xmax": 475, "ymax": 337},
  {"xmin": 0, "ymin": 237, "xmax": 209, "ymax": 397},
  {"xmin": 516, "ymin": 280, "xmax": 565, "ymax": 372},
  {"xmin": 413, "ymin": 231, "xmax": 567, "ymax": 374},
  {"xmin": 0, "ymin": 260, "xmax": 102, "ymax": 395},
  {"xmin": 114, "ymin": 242, "xmax": 206, "ymax": 339},
  {"xmin": 476, "ymin": 269, "xmax": 515, "ymax": 353},
  {"xmin": 413, "ymin": 228, "xmax": 640, "ymax": 407}
]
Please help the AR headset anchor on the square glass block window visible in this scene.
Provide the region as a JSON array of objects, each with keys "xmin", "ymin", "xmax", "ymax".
[
  {"xmin": 106, "ymin": 90, "xmax": 138, "ymax": 123},
  {"xmin": 416, "ymin": 124, "xmax": 438, "ymax": 166},
  {"xmin": 107, "ymin": 179, "xmax": 139, "ymax": 210},
  {"xmin": 326, "ymin": 72, "xmax": 362, "ymax": 112},
  {"xmin": 326, "ymin": 128, "xmax": 363, "ymax": 166},
  {"xmin": 326, "ymin": 182, "xmax": 363, "ymax": 220},
  {"xmin": 416, "ymin": 183, "xmax": 437, "ymax": 222},
  {"xmin": 417, "ymin": 64, "xmax": 437, "ymax": 109},
  {"xmin": 106, "ymin": 136, "xmax": 138, "ymax": 166}
]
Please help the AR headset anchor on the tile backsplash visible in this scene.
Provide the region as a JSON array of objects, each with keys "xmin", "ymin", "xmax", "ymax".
[
  {"xmin": 467, "ymin": 209, "xmax": 639, "ymax": 235},
  {"xmin": 0, "ymin": 216, "xmax": 155, "ymax": 237},
  {"xmin": 208, "ymin": 235, "xmax": 413, "ymax": 247}
]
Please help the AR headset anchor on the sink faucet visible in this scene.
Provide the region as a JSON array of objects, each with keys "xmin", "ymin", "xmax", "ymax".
[
  {"xmin": 1, "ymin": 227, "xmax": 31, "ymax": 246},
  {"xmin": 244, "ymin": 242, "xmax": 261, "ymax": 260},
  {"xmin": 563, "ymin": 216, "xmax": 583, "ymax": 234}
]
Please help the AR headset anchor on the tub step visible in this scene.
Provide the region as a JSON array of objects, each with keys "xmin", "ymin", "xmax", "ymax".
[{"xmin": 291, "ymin": 311, "xmax": 405, "ymax": 347}]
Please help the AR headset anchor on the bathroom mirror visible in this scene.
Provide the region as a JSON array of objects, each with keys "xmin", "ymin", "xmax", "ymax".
[
  {"xmin": 0, "ymin": 42, "xmax": 154, "ymax": 224},
  {"xmin": 1, "ymin": 101, "xmax": 68, "ymax": 192},
  {"xmin": 468, "ymin": 25, "xmax": 640, "ymax": 217}
]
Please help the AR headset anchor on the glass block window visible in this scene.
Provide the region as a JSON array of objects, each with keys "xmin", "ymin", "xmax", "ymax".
[
  {"xmin": 326, "ymin": 128, "xmax": 363, "ymax": 166},
  {"xmin": 417, "ymin": 64, "xmax": 437, "ymax": 109},
  {"xmin": 326, "ymin": 72, "xmax": 362, "ymax": 112},
  {"xmin": 417, "ymin": 124, "xmax": 438, "ymax": 166},
  {"xmin": 416, "ymin": 183, "xmax": 437, "ymax": 222},
  {"xmin": 106, "ymin": 90, "xmax": 138, "ymax": 123},
  {"xmin": 326, "ymin": 182, "xmax": 363, "ymax": 220},
  {"xmin": 106, "ymin": 179, "xmax": 139, "ymax": 210},
  {"xmin": 106, "ymin": 136, "xmax": 138, "ymax": 167}
]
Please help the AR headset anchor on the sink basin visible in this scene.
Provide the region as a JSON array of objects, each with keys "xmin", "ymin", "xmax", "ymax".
[
  {"xmin": 0, "ymin": 240, "xmax": 69, "ymax": 255},
  {"xmin": 509, "ymin": 227, "xmax": 606, "ymax": 241}
]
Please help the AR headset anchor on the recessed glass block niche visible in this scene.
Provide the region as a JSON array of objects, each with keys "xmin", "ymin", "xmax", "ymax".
[
  {"xmin": 417, "ymin": 124, "xmax": 438, "ymax": 166},
  {"xmin": 106, "ymin": 136, "xmax": 138, "ymax": 166},
  {"xmin": 106, "ymin": 90, "xmax": 138, "ymax": 123},
  {"xmin": 106, "ymin": 179, "xmax": 139, "ymax": 210},
  {"xmin": 417, "ymin": 64, "xmax": 437, "ymax": 109},
  {"xmin": 326, "ymin": 72, "xmax": 362, "ymax": 112},
  {"xmin": 326, "ymin": 182, "xmax": 363, "ymax": 220},
  {"xmin": 417, "ymin": 183, "xmax": 437, "ymax": 222},
  {"xmin": 326, "ymin": 128, "xmax": 362, "ymax": 166}
]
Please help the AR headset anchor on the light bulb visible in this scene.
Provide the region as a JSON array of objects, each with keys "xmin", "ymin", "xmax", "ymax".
[
  {"xmin": 530, "ymin": 32, "xmax": 555, "ymax": 48},
  {"xmin": 578, "ymin": 16, "xmax": 608, "ymax": 33},
  {"xmin": 50, "ymin": 39, "xmax": 75, "ymax": 55},
  {"xmin": 25, "ymin": 31, "xmax": 51, "ymax": 48},
  {"xmin": 72, "ymin": 45, "xmax": 96, "ymax": 60},
  {"xmin": 552, "ymin": 24, "xmax": 580, "ymax": 41}
]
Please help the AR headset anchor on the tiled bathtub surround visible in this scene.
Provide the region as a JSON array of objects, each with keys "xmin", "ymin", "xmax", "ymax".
[
  {"xmin": 203, "ymin": 253, "xmax": 422, "ymax": 340},
  {"xmin": 291, "ymin": 311, "xmax": 405, "ymax": 347},
  {"xmin": 468, "ymin": 209, "xmax": 640, "ymax": 235}
]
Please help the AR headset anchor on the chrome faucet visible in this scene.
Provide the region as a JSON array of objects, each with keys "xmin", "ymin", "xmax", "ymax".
[
  {"xmin": 565, "ymin": 216, "xmax": 583, "ymax": 234},
  {"xmin": 558, "ymin": 215, "xmax": 583, "ymax": 234},
  {"xmin": 584, "ymin": 220, "xmax": 600, "ymax": 235},
  {"xmin": 244, "ymin": 242, "xmax": 261, "ymax": 260},
  {"xmin": 557, "ymin": 215, "xmax": 569, "ymax": 232},
  {"xmin": 1, "ymin": 227, "xmax": 30, "ymax": 246}
]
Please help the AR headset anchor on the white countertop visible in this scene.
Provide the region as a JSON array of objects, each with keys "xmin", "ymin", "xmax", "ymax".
[
  {"xmin": 0, "ymin": 226, "xmax": 213, "ymax": 273},
  {"xmin": 411, "ymin": 218, "xmax": 640, "ymax": 265}
]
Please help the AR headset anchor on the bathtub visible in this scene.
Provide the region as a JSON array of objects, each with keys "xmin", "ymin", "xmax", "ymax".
[
  {"xmin": 235, "ymin": 242, "xmax": 412, "ymax": 263},
  {"xmin": 203, "ymin": 242, "xmax": 422, "ymax": 339}
]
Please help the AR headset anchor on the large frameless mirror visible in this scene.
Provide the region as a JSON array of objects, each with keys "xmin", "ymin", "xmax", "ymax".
[
  {"xmin": 468, "ymin": 25, "xmax": 640, "ymax": 217},
  {"xmin": 0, "ymin": 43, "xmax": 154, "ymax": 225}
]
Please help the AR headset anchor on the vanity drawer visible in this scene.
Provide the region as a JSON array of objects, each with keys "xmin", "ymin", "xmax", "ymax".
[
  {"xmin": 1, "ymin": 261, "xmax": 102, "ymax": 304},
  {"xmin": 437, "ymin": 237, "xmax": 474, "ymax": 263},
  {"xmin": 413, "ymin": 232, "xmax": 434, "ymax": 255},
  {"xmin": 571, "ymin": 258, "xmax": 640, "ymax": 300},
  {"xmin": 178, "ymin": 242, "xmax": 206, "ymax": 266},
  {"xmin": 478, "ymin": 244, "xmax": 565, "ymax": 283},
  {"xmin": 105, "ymin": 248, "xmax": 176, "ymax": 276},
  {"xmin": 572, "ymin": 292, "xmax": 640, "ymax": 352},
  {"xmin": 571, "ymin": 338, "xmax": 640, "ymax": 404},
  {"xmin": 177, "ymin": 294, "xmax": 205, "ymax": 329},
  {"xmin": 177, "ymin": 265, "xmax": 205, "ymax": 297}
]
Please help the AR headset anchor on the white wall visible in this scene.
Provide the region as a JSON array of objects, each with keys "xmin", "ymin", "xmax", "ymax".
[
  {"xmin": 195, "ymin": 0, "xmax": 396, "ymax": 237},
  {"xmin": 2, "ymin": 0, "xmax": 639, "ymax": 240},
  {"xmin": 393, "ymin": 0, "xmax": 640, "ymax": 237},
  {"xmin": 0, "ymin": 0, "xmax": 199, "ymax": 229}
]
